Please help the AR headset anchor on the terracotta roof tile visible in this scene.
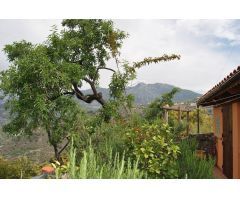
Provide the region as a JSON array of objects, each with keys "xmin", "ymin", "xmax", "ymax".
[{"xmin": 197, "ymin": 66, "xmax": 240, "ymax": 105}]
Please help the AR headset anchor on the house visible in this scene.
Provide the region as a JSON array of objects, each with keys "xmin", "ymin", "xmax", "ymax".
[{"xmin": 197, "ymin": 66, "xmax": 240, "ymax": 179}]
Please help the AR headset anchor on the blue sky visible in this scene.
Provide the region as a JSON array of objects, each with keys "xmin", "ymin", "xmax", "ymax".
[{"xmin": 1, "ymin": 19, "xmax": 240, "ymax": 94}]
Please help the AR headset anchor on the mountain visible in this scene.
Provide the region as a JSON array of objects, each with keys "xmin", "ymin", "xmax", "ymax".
[
  {"xmin": 80, "ymin": 82, "xmax": 201, "ymax": 109},
  {"xmin": 0, "ymin": 83, "xmax": 201, "ymax": 115},
  {"xmin": 126, "ymin": 82, "xmax": 201, "ymax": 104}
]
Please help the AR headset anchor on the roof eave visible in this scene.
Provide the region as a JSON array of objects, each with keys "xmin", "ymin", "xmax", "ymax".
[{"xmin": 197, "ymin": 66, "xmax": 240, "ymax": 106}]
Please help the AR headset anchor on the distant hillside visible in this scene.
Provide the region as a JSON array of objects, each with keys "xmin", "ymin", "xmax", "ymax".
[
  {"xmin": 0, "ymin": 98, "xmax": 8, "ymax": 124},
  {"xmin": 80, "ymin": 82, "xmax": 201, "ymax": 110}
]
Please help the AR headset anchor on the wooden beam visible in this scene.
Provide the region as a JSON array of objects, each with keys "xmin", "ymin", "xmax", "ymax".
[
  {"xmin": 197, "ymin": 106, "xmax": 200, "ymax": 133},
  {"xmin": 178, "ymin": 106, "xmax": 182, "ymax": 123},
  {"xmin": 164, "ymin": 110, "xmax": 168, "ymax": 123},
  {"xmin": 162, "ymin": 106, "xmax": 191, "ymax": 112},
  {"xmin": 186, "ymin": 111, "xmax": 190, "ymax": 135}
]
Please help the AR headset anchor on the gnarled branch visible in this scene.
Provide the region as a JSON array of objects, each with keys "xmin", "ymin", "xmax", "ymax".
[
  {"xmin": 58, "ymin": 136, "xmax": 70, "ymax": 156},
  {"xmin": 72, "ymin": 82, "xmax": 105, "ymax": 106},
  {"xmin": 97, "ymin": 67, "xmax": 116, "ymax": 73},
  {"xmin": 83, "ymin": 77, "xmax": 98, "ymax": 96},
  {"xmin": 49, "ymin": 90, "xmax": 75, "ymax": 101}
]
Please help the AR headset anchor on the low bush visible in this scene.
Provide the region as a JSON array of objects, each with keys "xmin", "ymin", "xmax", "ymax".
[
  {"xmin": 125, "ymin": 122, "xmax": 180, "ymax": 178},
  {"xmin": 0, "ymin": 156, "xmax": 40, "ymax": 179}
]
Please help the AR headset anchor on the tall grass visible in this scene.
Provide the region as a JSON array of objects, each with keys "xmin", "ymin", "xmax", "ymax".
[
  {"xmin": 177, "ymin": 138, "xmax": 215, "ymax": 179},
  {"xmin": 56, "ymin": 139, "xmax": 147, "ymax": 179}
]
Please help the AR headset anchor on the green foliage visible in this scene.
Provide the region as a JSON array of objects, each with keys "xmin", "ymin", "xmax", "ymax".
[
  {"xmin": 98, "ymin": 93, "xmax": 135, "ymax": 122},
  {"xmin": 0, "ymin": 19, "xmax": 181, "ymax": 158},
  {"xmin": 51, "ymin": 113, "xmax": 214, "ymax": 179},
  {"xmin": 45, "ymin": 19, "xmax": 127, "ymax": 85},
  {"xmin": 4, "ymin": 40, "xmax": 33, "ymax": 62},
  {"xmin": 71, "ymin": 114, "xmax": 188, "ymax": 179},
  {"xmin": 72, "ymin": 116, "xmax": 129, "ymax": 163},
  {"xmin": 177, "ymin": 138, "xmax": 215, "ymax": 179},
  {"xmin": 0, "ymin": 156, "xmax": 40, "ymax": 179},
  {"xmin": 133, "ymin": 55, "xmax": 181, "ymax": 69},
  {"xmin": 90, "ymin": 113, "xmax": 147, "ymax": 157},
  {"xmin": 0, "ymin": 39, "xmax": 85, "ymax": 138},
  {"xmin": 53, "ymin": 139, "xmax": 146, "ymax": 179},
  {"xmin": 68, "ymin": 112, "xmax": 147, "ymax": 167},
  {"xmin": 46, "ymin": 97, "xmax": 84, "ymax": 146},
  {"xmin": 109, "ymin": 72, "xmax": 129, "ymax": 99},
  {"xmin": 99, "ymin": 100, "xmax": 121, "ymax": 122},
  {"xmin": 189, "ymin": 108, "xmax": 213, "ymax": 133},
  {"xmin": 126, "ymin": 122, "xmax": 180, "ymax": 178},
  {"xmin": 0, "ymin": 19, "xmax": 127, "ymax": 156},
  {"xmin": 168, "ymin": 117, "xmax": 188, "ymax": 137},
  {"xmin": 144, "ymin": 88, "xmax": 179, "ymax": 121},
  {"xmin": 167, "ymin": 107, "xmax": 213, "ymax": 135}
]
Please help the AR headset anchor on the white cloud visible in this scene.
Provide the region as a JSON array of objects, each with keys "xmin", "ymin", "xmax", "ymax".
[
  {"xmin": 176, "ymin": 20, "xmax": 240, "ymax": 45},
  {"xmin": 1, "ymin": 19, "xmax": 240, "ymax": 94},
  {"xmin": 107, "ymin": 19, "xmax": 240, "ymax": 93}
]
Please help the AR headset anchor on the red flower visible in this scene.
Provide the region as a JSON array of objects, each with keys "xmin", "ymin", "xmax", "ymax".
[{"xmin": 42, "ymin": 166, "xmax": 55, "ymax": 174}]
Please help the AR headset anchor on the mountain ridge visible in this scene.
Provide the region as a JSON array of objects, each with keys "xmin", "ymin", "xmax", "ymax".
[
  {"xmin": 0, "ymin": 83, "xmax": 201, "ymax": 114},
  {"xmin": 80, "ymin": 82, "xmax": 201, "ymax": 110}
]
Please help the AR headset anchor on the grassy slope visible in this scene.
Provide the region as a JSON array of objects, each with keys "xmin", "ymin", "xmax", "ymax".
[{"xmin": 0, "ymin": 127, "xmax": 54, "ymax": 163}]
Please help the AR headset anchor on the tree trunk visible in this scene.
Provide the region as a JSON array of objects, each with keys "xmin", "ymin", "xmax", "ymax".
[
  {"xmin": 47, "ymin": 129, "xmax": 61, "ymax": 162},
  {"xmin": 53, "ymin": 144, "xmax": 61, "ymax": 162}
]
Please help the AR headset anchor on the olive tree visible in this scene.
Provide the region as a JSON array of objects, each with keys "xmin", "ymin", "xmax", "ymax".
[{"xmin": 0, "ymin": 19, "xmax": 180, "ymax": 160}]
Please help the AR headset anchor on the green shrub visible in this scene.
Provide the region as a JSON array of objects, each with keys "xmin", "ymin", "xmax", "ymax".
[
  {"xmin": 0, "ymin": 156, "xmax": 40, "ymax": 179},
  {"xmin": 126, "ymin": 122, "xmax": 180, "ymax": 178},
  {"xmin": 72, "ymin": 113, "xmax": 146, "ymax": 164},
  {"xmin": 177, "ymin": 138, "xmax": 215, "ymax": 179},
  {"xmin": 72, "ymin": 121, "xmax": 126, "ymax": 164}
]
